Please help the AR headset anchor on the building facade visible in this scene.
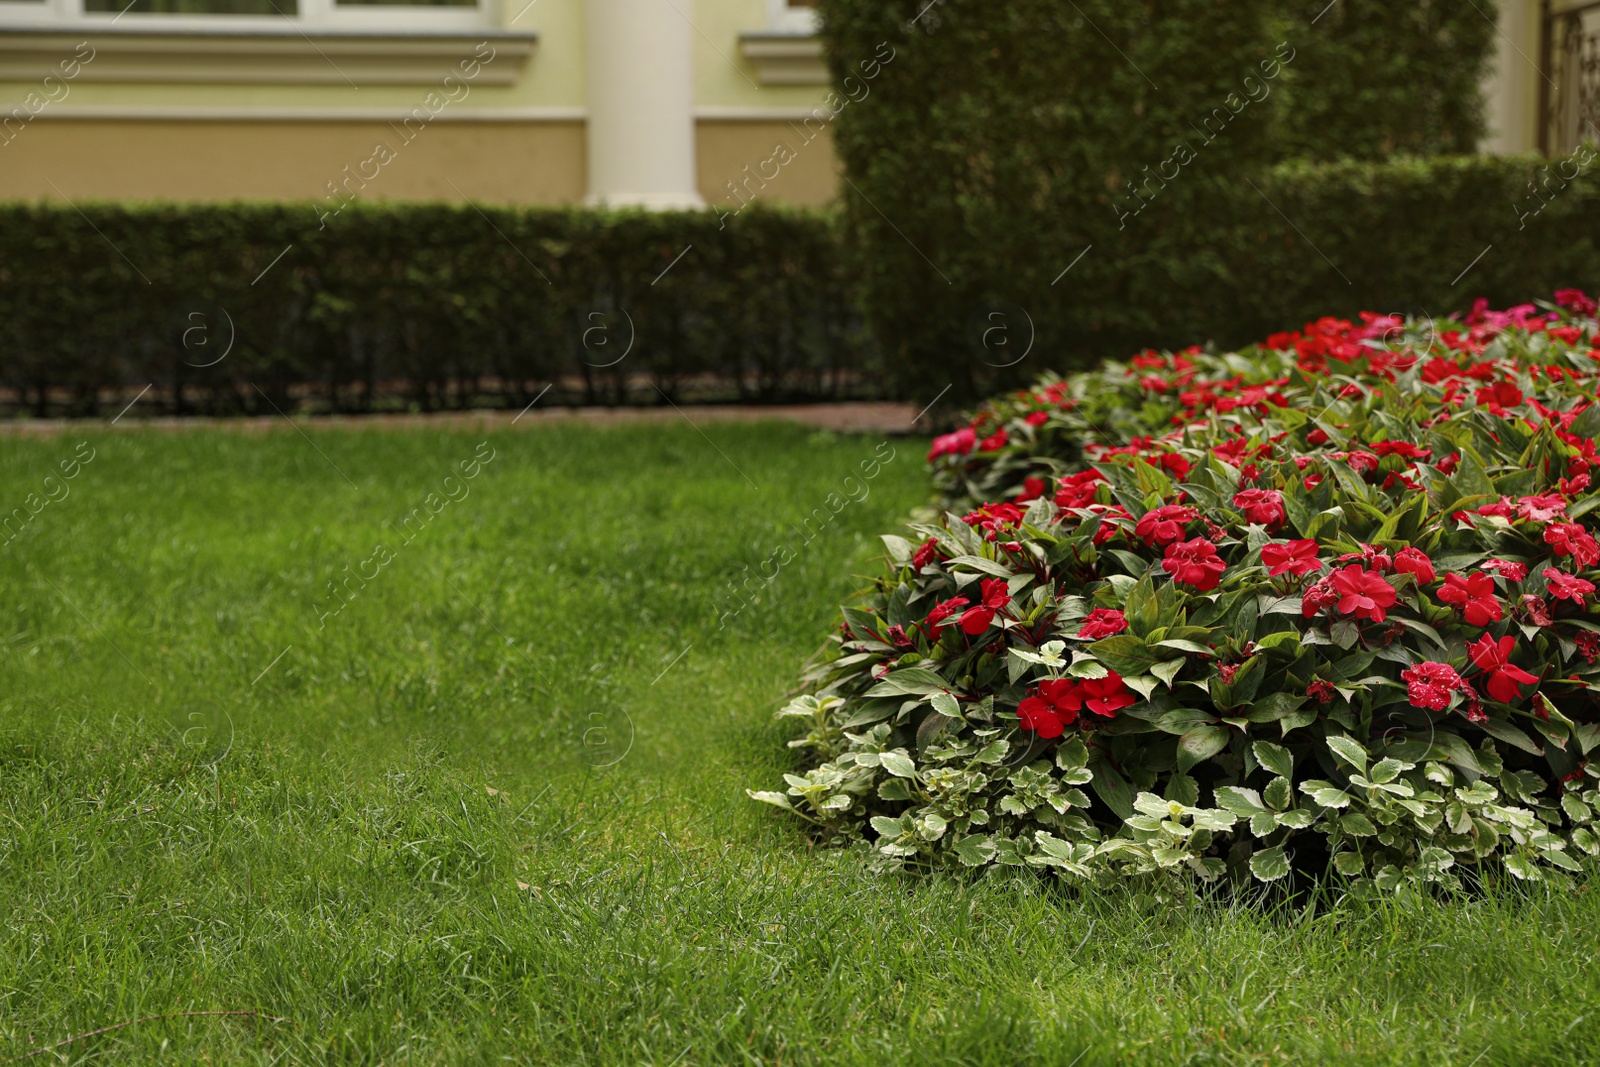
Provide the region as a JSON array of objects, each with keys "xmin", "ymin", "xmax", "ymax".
[{"xmin": 0, "ymin": 0, "xmax": 1594, "ymax": 211}]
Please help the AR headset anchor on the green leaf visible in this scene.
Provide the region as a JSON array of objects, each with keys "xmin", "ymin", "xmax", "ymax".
[
  {"xmin": 1150, "ymin": 658, "xmax": 1185, "ymax": 686},
  {"xmin": 1568, "ymin": 401, "xmax": 1600, "ymax": 439},
  {"xmin": 1333, "ymin": 851, "xmax": 1365, "ymax": 876},
  {"xmin": 1325, "ymin": 733, "xmax": 1369, "ymax": 772},
  {"xmin": 1252, "ymin": 740, "xmax": 1294, "ymax": 780},
  {"xmin": 1176, "ymin": 724, "xmax": 1229, "ymax": 771},
  {"xmin": 929, "ymin": 691, "xmax": 961, "ymax": 719},
  {"xmin": 1086, "ymin": 634, "xmax": 1163, "ymax": 676},
  {"xmin": 865, "ymin": 667, "xmax": 950, "ymax": 698},
  {"xmin": 1249, "ymin": 845, "xmax": 1291, "ymax": 882},
  {"xmin": 1366, "ymin": 758, "xmax": 1411, "ymax": 785},
  {"xmin": 1264, "ymin": 776, "xmax": 1293, "ymax": 811},
  {"xmin": 1340, "ymin": 813, "xmax": 1379, "ymax": 836},
  {"xmin": 878, "ymin": 751, "xmax": 917, "ymax": 778},
  {"xmin": 1214, "ymin": 785, "xmax": 1267, "ymax": 815},
  {"xmin": 747, "ymin": 790, "xmax": 794, "ymax": 810},
  {"xmin": 952, "ymin": 834, "xmax": 996, "ymax": 867}
]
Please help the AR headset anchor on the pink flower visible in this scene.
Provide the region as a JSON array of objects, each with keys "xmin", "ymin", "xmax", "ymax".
[
  {"xmin": 1261, "ymin": 539, "xmax": 1322, "ymax": 578},
  {"xmin": 1469, "ymin": 633, "xmax": 1539, "ymax": 703},
  {"xmin": 1401, "ymin": 661, "xmax": 1462, "ymax": 711},
  {"xmin": 1437, "ymin": 572, "xmax": 1503, "ymax": 627},
  {"xmin": 1330, "ymin": 564, "xmax": 1397, "ymax": 623},
  {"xmin": 1163, "ymin": 538, "xmax": 1227, "ymax": 592},
  {"xmin": 1076, "ymin": 609, "xmax": 1128, "ymax": 640},
  {"xmin": 1547, "ymin": 569, "xmax": 1596, "ymax": 605}
]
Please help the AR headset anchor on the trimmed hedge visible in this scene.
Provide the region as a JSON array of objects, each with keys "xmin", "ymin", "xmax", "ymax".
[
  {"xmin": 0, "ymin": 202, "xmax": 875, "ymax": 417},
  {"xmin": 817, "ymin": 0, "xmax": 1573, "ymax": 405}
]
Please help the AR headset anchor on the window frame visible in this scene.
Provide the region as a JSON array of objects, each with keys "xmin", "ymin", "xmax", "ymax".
[
  {"xmin": 0, "ymin": 0, "xmax": 492, "ymax": 32},
  {"xmin": 765, "ymin": 0, "xmax": 816, "ymax": 35}
]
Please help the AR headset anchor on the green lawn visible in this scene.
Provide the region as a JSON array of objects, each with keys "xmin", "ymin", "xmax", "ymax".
[{"xmin": 2, "ymin": 420, "xmax": 1598, "ymax": 1066}]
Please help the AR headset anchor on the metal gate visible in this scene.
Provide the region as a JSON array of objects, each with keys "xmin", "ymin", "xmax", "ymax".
[{"xmin": 1541, "ymin": 0, "xmax": 1600, "ymax": 153}]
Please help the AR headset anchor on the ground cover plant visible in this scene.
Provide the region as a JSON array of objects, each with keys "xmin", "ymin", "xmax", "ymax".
[
  {"xmin": 7, "ymin": 418, "xmax": 1600, "ymax": 1065},
  {"xmin": 756, "ymin": 291, "xmax": 1600, "ymax": 894}
]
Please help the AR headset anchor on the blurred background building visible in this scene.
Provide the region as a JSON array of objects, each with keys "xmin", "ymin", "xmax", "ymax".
[{"xmin": 0, "ymin": 0, "xmax": 1593, "ymax": 209}]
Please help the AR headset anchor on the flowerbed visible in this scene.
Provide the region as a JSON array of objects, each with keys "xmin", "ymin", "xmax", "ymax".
[{"xmin": 752, "ymin": 291, "xmax": 1600, "ymax": 891}]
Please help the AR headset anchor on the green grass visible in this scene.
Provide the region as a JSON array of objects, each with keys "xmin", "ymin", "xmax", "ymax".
[{"xmin": 2, "ymin": 420, "xmax": 1598, "ymax": 1066}]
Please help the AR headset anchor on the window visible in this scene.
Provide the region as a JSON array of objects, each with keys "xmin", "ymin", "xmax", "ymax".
[
  {"xmin": 767, "ymin": 0, "xmax": 816, "ymax": 35},
  {"xmin": 0, "ymin": 0, "xmax": 487, "ymax": 29}
]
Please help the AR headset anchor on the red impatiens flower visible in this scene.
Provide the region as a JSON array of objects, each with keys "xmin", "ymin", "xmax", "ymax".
[
  {"xmin": 1515, "ymin": 494, "xmax": 1568, "ymax": 524},
  {"xmin": 1436, "ymin": 571, "xmax": 1503, "ymax": 627},
  {"xmin": 1547, "ymin": 569, "xmax": 1596, "ymax": 605},
  {"xmin": 957, "ymin": 577, "xmax": 1012, "ymax": 635},
  {"xmin": 1400, "ymin": 661, "xmax": 1462, "ymax": 711},
  {"xmin": 1163, "ymin": 538, "xmax": 1227, "ymax": 591},
  {"xmin": 1076, "ymin": 609, "xmax": 1128, "ymax": 639},
  {"xmin": 1328, "ymin": 564, "xmax": 1397, "ymax": 622},
  {"xmin": 978, "ymin": 428, "xmax": 1009, "ymax": 452},
  {"xmin": 928, "ymin": 427, "xmax": 976, "ymax": 460},
  {"xmin": 1302, "ymin": 575, "xmax": 1339, "ymax": 617},
  {"xmin": 1024, "ymin": 410, "xmax": 1049, "ymax": 427},
  {"xmin": 1078, "ymin": 671, "xmax": 1137, "ymax": 717},
  {"xmin": 1054, "ymin": 469, "xmax": 1106, "ymax": 510},
  {"xmin": 1134, "ymin": 504, "xmax": 1199, "ymax": 547},
  {"xmin": 925, "ymin": 596, "xmax": 969, "ymax": 640},
  {"xmin": 1481, "ymin": 558, "xmax": 1528, "ymax": 582},
  {"xmin": 1469, "ymin": 633, "xmax": 1540, "ymax": 703},
  {"xmin": 1546, "ymin": 522, "xmax": 1600, "ymax": 567},
  {"xmin": 912, "ymin": 538, "xmax": 940, "ymax": 570},
  {"xmin": 1306, "ymin": 679, "xmax": 1337, "ymax": 704},
  {"xmin": 1261, "ymin": 539, "xmax": 1321, "ymax": 577},
  {"xmin": 1232, "ymin": 488, "xmax": 1286, "ymax": 527},
  {"xmin": 1018, "ymin": 677, "xmax": 1078, "ymax": 738},
  {"xmin": 1392, "ymin": 547, "xmax": 1436, "ymax": 584}
]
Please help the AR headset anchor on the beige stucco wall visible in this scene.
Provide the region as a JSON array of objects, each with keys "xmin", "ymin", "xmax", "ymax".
[
  {"xmin": 697, "ymin": 118, "xmax": 839, "ymax": 211},
  {"xmin": 0, "ymin": 116, "xmax": 837, "ymax": 207}
]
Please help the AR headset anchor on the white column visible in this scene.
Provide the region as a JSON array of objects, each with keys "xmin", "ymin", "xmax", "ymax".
[
  {"xmin": 584, "ymin": 0, "xmax": 705, "ymax": 208},
  {"xmin": 1482, "ymin": 0, "xmax": 1541, "ymax": 155}
]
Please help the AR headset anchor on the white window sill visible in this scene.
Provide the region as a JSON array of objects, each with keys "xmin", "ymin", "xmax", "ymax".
[
  {"xmin": 737, "ymin": 32, "xmax": 826, "ymax": 86},
  {"xmin": 0, "ymin": 24, "xmax": 535, "ymax": 85}
]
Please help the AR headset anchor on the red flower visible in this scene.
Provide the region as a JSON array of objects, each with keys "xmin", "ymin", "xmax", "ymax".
[
  {"xmin": 979, "ymin": 428, "xmax": 1009, "ymax": 452},
  {"xmin": 1469, "ymin": 633, "xmax": 1540, "ymax": 703},
  {"xmin": 1546, "ymin": 522, "xmax": 1600, "ymax": 567},
  {"xmin": 1261, "ymin": 539, "xmax": 1322, "ymax": 577},
  {"xmin": 1307, "ymin": 679, "xmax": 1337, "ymax": 704},
  {"xmin": 1578, "ymin": 631, "xmax": 1600, "ymax": 664},
  {"xmin": 1475, "ymin": 381, "xmax": 1524, "ymax": 411},
  {"xmin": 1306, "ymin": 428, "xmax": 1330, "ymax": 446},
  {"xmin": 1392, "ymin": 547, "xmax": 1435, "ymax": 584},
  {"xmin": 1017, "ymin": 695, "xmax": 1068, "ymax": 738},
  {"xmin": 1515, "ymin": 494, "xmax": 1568, "ymax": 524},
  {"xmin": 1024, "ymin": 411, "xmax": 1049, "ymax": 427},
  {"xmin": 1079, "ymin": 672, "xmax": 1137, "ymax": 717},
  {"xmin": 1163, "ymin": 538, "xmax": 1227, "ymax": 591},
  {"xmin": 1134, "ymin": 504, "xmax": 1198, "ymax": 547},
  {"xmin": 1014, "ymin": 476, "xmax": 1048, "ymax": 504},
  {"xmin": 1372, "ymin": 440, "xmax": 1431, "ymax": 460},
  {"xmin": 1077, "ymin": 609, "xmax": 1128, "ymax": 639},
  {"xmin": 1232, "ymin": 488, "xmax": 1285, "ymax": 527},
  {"xmin": 925, "ymin": 596, "xmax": 969, "ymax": 640},
  {"xmin": 1054, "ymin": 469, "xmax": 1106, "ymax": 510},
  {"xmin": 957, "ymin": 578, "xmax": 1012, "ymax": 635},
  {"xmin": 928, "ymin": 427, "xmax": 976, "ymax": 460},
  {"xmin": 1018, "ymin": 677, "xmax": 1083, "ymax": 737},
  {"xmin": 1481, "ymin": 558, "xmax": 1528, "ymax": 582},
  {"xmin": 912, "ymin": 538, "xmax": 939, "ymax": 570},
  {"xmin": 1302, "ymin": 576, "xmax": 1339, "ymax": 617},
  {"xmin": 1401, "ymin": 661, "xmax": 1462, "ymax": 711},
  {"xmin": 1330, "ymin": 564, "xmax": 1397, "ymax": 622},
  {"xmin": 1437, "ymin": 572, "xmax": 1503, "ymax": 627},
  {"xmin": 1547, "ymin": 569, "xmax": 1596, "ymax": 605}
]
